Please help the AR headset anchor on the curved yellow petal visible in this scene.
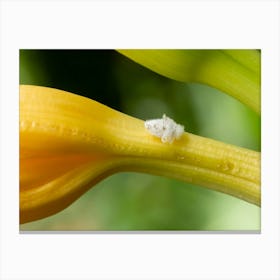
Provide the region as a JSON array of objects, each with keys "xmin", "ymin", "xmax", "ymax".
[
  {"xmin": 20, "ymin": 157, "xmax": 120, "ymax": 224},
  {"xmin": 117, "ymin": 50, "xmax": 260, "ymax": 114},
  {"xmin": 20, "ymin": 85, "xmax": 260, "ymax": 224}
]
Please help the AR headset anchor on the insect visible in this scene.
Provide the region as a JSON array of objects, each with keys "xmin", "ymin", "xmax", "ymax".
[{"xmin": 144, "ymin": 114, "xmax": 184, "ymax": 143}]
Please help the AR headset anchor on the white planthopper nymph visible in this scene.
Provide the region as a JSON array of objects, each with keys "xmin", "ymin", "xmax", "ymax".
[{"xmin": 144, "ymin": 114, "xmax": 184, "ymax": 143}]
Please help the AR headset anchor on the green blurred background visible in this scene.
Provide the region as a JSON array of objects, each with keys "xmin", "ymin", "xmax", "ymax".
[{"xmin": 19, "ymin": 50, "xmax": 261, "ymax": 231}]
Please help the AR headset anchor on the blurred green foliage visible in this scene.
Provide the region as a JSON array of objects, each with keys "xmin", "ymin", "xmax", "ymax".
[{"xmin": 20, "ymin": 50, "xmax": 260, "ymax": 231}]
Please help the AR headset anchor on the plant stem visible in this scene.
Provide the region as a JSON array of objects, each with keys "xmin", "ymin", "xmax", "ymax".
[
  {"xmin": 112, "ymin": 131, "xmax": 261, "ymax": 206},
  {"xmin": 20, "ymin": 85, "xmax": 261, "ymax": 223}
]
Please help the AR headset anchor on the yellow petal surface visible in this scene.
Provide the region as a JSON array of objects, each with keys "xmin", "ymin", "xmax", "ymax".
[{"xmin": 20, "ymin": 85, "xmax": 260, "ymax": 224}]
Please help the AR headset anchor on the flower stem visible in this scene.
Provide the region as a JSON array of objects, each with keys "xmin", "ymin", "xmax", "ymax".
[
  {"xmin": 20, "ymin": 85, "xmax": 260, "ymax": 224},
  {"xmin": 112, "ymin": 131, "xmax": 261, "ymax": 206}
]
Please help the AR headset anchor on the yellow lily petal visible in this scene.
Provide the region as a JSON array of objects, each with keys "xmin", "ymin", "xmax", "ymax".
[{"xmin": 20, "ymin": 85, "xmax": 260, "ymax": 224}]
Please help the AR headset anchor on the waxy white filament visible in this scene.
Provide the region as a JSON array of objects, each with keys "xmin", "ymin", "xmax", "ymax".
[{"xmin": 144, "ymin": 114, "xmax": 184, "ymax": 143}]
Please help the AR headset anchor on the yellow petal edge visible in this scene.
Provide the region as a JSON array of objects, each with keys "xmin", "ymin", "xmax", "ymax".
[{"xmin": 20, "ymin": 85, "xmax": 261, "ymax": 224}]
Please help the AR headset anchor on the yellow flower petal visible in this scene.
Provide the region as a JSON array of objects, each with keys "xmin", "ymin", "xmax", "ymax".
[{"xmin": 20, "ymin": 85, "xmax": 260, "ymax": 224}]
